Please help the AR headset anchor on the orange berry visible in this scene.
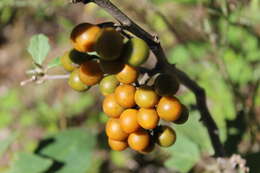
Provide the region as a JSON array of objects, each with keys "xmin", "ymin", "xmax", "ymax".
[
  {"xmin": 156, "ymin": 96, "xmax": 182, "ymax": 122},
  {"xmin": 128, "ymin": 129, "xmax": 150, "ymax": 151},
  {"xmin": 102, "ymin": 94, "xmax": 125, "ymax": 118},
  {"xmin": 119, "ymin": 109, "xmax": 140, "ymax": 133},
  {"xmin": 108, "ymin": 138, "xmax": 128, "ymax": 151},
  {"xmin": 115, "ymin": 84, "xmax": 136, "ymax": 108},
  {"xmin": 174, "ymin": 104, "xmax": 189, "ymax": 124},
  {"xmin": 106, "ymin": 118, "xmax": 128, "ymax": 141},
  {"xmin": 79, "ymin": 60, "xmax": 103, "ymax": 86},
  {"xmin": 70, "ymin": 23, "xmax": 101, "ymax": 52},
  {"xmin": 135, "ymin": 86, "xmax": 159, "ymax": 108},
  {"xmin": 116, "ymin": 64, "xmax": 139, "ymax": 84},
  {"xmin": 137, "ymin": 108, "xmax": 159, "ymax": 129}
]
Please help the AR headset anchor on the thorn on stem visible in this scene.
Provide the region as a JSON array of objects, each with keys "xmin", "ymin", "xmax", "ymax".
[{"xmin": 153, "ymin": 34, "xmax": 160, "ymax": 43}]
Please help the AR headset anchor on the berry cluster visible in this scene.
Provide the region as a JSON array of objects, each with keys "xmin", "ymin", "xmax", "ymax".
[{"xmin": 61, "ymin": 23, "xmax": 189, "ymax": 153}]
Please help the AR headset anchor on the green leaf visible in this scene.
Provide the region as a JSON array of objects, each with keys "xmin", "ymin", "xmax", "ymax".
[
  {"xmin": 64, "ymin": 93, "xmax": 94, "ymax": 117},
  {"xmin": 47, "ymin": 57, "xmax": 61, "ymax": 69},
  {"xmin": 225, "ymin": 25, "xmax": 243, "ymax": 47},
  {"xmin": 1, "ymin": 7, "xmax": 12, "ymax": 24},
  {"xmin": 222, "ymin": 50, "xmax": 253, "ymax": 85},
  {"xmin": 165, "ymin": 132, "xmax": 200, "ymax": 173},
  {"xmin": 175, "ymin": 113, "xmax": 214, "ymax": 154},
  {"xmin": 186, "ymin": 42, "xmax": 209, "ymax": 59},
  {"xmin": 253, "ymin": 64, "xmax": 260, "ymax": 82},
  {"xmin": 5, "ymin": 152, "xmax": 52, "ymax": 173},
  {"xmin": 0, "ymin": 111, "xmax": 13, "ymax": 128},
  {"xmin": 0, "ymin": 89, "xmax": 20, "ymax": 110},
  {"xmin": 39, "ymin": 128, "xmax": 96, "ymax": 173},
  {"xmin": 0, "ymin": 133, "xmax": 17, "ymax": 157},
  {"xmin": 110, "ymin": 151, "xmax": 128, "ymax": 167},
  {"xmin": 246, "ymin": 49, "xmax": 260, "ymax": 62},
  {"xmin": 168, "ymin": 45, "xmax": 190, "ymax": 64},
  {"xmin": 27, "ymin": 34, "xmax": 50, "ymax": 65}
]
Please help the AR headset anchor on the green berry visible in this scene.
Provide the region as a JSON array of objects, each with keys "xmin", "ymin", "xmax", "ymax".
[
  {"xmin": 68, "ymin": 69, "xmax": 89, "ymax": 91},
  {"xmin": 156, "ymin": 125, "xmax": 176, "ymax": 147},
  {"xmin": 122, "ymin": 37, "xmax": 150, "ymax": 67},
  {"xmin": 99, "ymin": 75, "xmax": 120, "ymax": 96}
]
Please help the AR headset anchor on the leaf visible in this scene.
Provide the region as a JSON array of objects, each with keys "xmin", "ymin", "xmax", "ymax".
[
  {"xmin": 5, "ymin": 152, "xmax": 52, "ymax": 173},
  {"xmin": 174, "ymin": 113, "xmax": 214, "ymax": 154},
  {"xmin": 168, "ymin": 45, "xmax": 190, "ymax": 64},
  {"xmin": 0, "ymin": 111, "xmax": 13, "ymax": 128},
  {"xmin": 222, "ymin": 50, "xmax": 253, "ymax": 85},
  {"xmin": 110, "ymin": 151, "xmax": 128, "ymax": 167},
  {"xmin": 165, "ymin": 132, "xmax": 200, "ymax": 173},
  {"xmin": 0, "ymin": 133, "xmax": 17, "ymax": 157},
  {"xmin": 27, "ymin": 34, "xmax": 50, "ymax": 65},
  {"xmin": 64, "ymin": 93, "xmax": 94, "ymax": 116},
  {"xmin": 38, "ymin": 128, "xmax": 96, "ymax": 173},
  {"xmin": 47, "ymin": 57, "xmax": 61, "ymax": 69},
  {"xmin": 1, "ymin": 7, "xmax": 12, "ymax": 24},
  {"xmin": 186, "ymin": 42, "xmax": 209, "ymax": 59},
  {"xmin": 0, "ymin": 89, "xmax": 20, "ymax": 110}
]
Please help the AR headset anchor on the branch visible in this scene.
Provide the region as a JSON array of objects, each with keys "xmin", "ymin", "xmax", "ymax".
[
  {"xmin": 20, "ymin": 74, "xmax": 69, "ymax": 86},
  {"xmin": 76, "ymin": 0, "xmax": 225, "ymax": 157}
]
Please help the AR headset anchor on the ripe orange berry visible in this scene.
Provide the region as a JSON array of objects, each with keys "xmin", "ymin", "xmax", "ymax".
[
  {"xmin": 137, "ymin": 108, "xmax": 159, "ymax": 129},
  {"xmin": 79, "ymin": 60, "xmax": 103, "ymax": 86},
  {"xmin": 156, "ymin": 125, "xmax": 176, "ymax": 147},
  {"xmin": 156, "ymin": 96, "xmax": 182, "ymax": 122},
  {"xmin": 128, "ymin": 129, "xmax": 150, "ymax": 151},
  {"xmin": 116, "ymin": 64, "xmax": 139, "ymax": 84},
  {"xmin": 70, "ymin": 23, "xmax": 101, "ymax": 52},
  {"xmin": 106, "ymin": 118, "xmax": 128, "ymax": 141},
  {"xmin": 102, "ymin": 94, "xmax": 125, "ymax": 118},
  {"xmin": 174, "ymin": 104, "xmax": 189, "ymax": 124},
  {"xmin": 134, "ymin": 86, "xmax": 159, "ymax": 108},
  {"xmin": 119, "ymin": 109, "xmax": 140, "ymax": 133},
  {"xmin": 115, "ymin": 84, "xmax": 136, "ymax": 108},
  {"xmin": 108, "ymin": 138, "xmax": 128, "ymax": 151}
]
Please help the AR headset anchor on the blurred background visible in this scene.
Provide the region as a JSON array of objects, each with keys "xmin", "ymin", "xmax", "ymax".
[{"xmin": 0, "ymin": 0, "xmax": 259, "ymax": 172}]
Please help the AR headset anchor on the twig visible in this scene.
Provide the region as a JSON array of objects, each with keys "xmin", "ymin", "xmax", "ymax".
[
  {"xmin": 40, "ymin": 74, "xmax": 70, "ymax": 81},
  {"xmin": 20, "ymin": 76, "xmax": 37, "ymax": 86},
  {"xmin": 20, "ymin": 74, "xmax": 69, "ymax": 86},
  {"xmin": 75, "ymin": 0, "xmax": 225, "ymax": 157}
]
